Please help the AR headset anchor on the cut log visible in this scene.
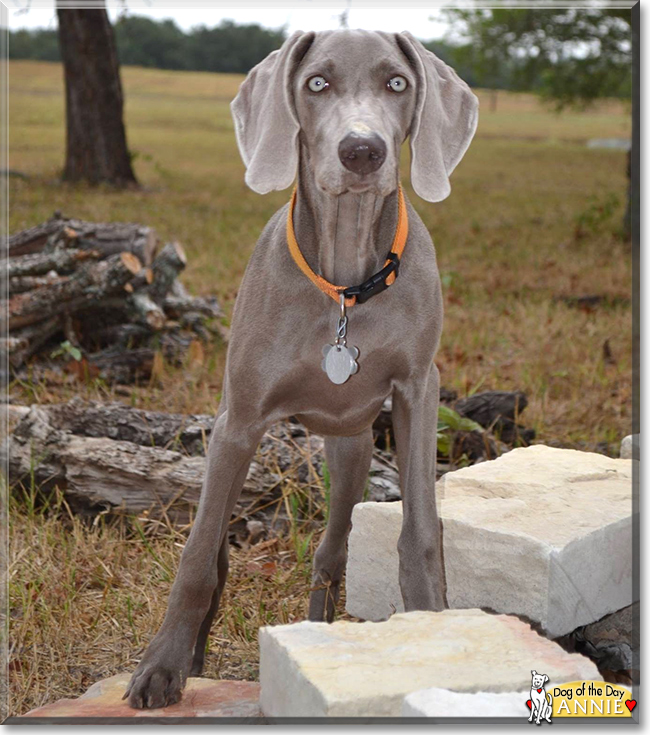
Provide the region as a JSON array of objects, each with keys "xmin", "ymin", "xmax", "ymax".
[
  {"xmin": 88, "ymin": 348, "xmax": 157, "ymax": 384},
  {"xmin": 9, "ymin": 274, "xmax": 63, "ymax": 295},
  {"xmin": 163, "ymin": 293, "xmax": 222, "ymax": 320},
  {"xmin": 3, "ymin": 248, "xmax": 100, "ymax": 278},
  {"xmin": 6, "ymin": 317, "xmax": 62, "ymax": 367},
  {"xmin": 127, "ymin": 291, "xmax": 166, "ymax": 330},
  {"xmin": 3, "ymin": 252, "xmax": 141, "ymax": 330},
  {"xmin": 3, "ymin": 401, "xmax": 402, "ymax": 526},
  {"xmin": 149, "ymin": 241, "xmax": 187, "ymax": 305},
  {"xmin": 44, "ymin": 219, "xmax": 158, "ymax": 266},
  {"xmin": 5, "ymin": 405, "xmax": 264, "ymax": 523},
  {"xmin": 46, "ymin": 397, "xmax": 214, "ymax": 453},
  {"xmin": 455, "ymin": 390, "xmax": 535, "ymax": 445},
  {"xmin": 7, "ymin": 215, "xmax": 65, "ymax": 257}
]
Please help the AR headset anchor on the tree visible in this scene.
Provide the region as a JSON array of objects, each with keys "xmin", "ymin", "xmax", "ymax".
[
  {"xmin": 57, "ymin": 5, "xmax": 138, "ymax": 186},
  {"xmin": 443, "ymin": 7, "xmax": 634, "ymax": 239},
  {"xmin": 442, "ymin": 8, "xmax": 631, "ymax": 107}
]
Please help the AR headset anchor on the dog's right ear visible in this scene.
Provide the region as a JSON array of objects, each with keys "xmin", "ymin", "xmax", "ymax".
[
  {"xmin": 531, "ymin": 670, "xmax": 537, "ymax": 676},
  {"xmin": 395, "ymin": 31, "xmax": 478, "ymax": 203},
  {"xmin": 231, "ymin": 31, "xmax": 316, "ymax": 194}
]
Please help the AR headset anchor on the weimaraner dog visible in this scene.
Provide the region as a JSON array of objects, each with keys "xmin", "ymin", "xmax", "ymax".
[{"xmin": 126, "ymin": 28, "xmax": 478, "ymax": 708}]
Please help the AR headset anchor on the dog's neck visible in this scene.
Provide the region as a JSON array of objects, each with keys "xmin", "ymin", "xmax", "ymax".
[{"xmin": 293, "ymin": 150, "xmax": 400, "ymax": 286}]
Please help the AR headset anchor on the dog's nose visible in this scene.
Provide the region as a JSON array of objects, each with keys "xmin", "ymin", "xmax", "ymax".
[{"xmin": 338, "ymin": 133, "xmax": 386, "ymax": 175}]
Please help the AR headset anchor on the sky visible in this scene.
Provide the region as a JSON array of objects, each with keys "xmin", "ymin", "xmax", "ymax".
[{"xmin": 7, "ymin": 2, "xmax": 449, "ymax": 40}]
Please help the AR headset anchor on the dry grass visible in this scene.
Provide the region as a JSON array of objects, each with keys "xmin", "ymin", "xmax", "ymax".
[
  {"xmin": 8, "ymin": 446, "xmax": 337, "ymax": 716},
  {"xmin": 6, "ymin": 60, "xmax": 634, "ymax": 715}
]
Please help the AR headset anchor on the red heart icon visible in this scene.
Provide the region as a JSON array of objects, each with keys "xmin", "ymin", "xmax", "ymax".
[
  {"xmin": 526, "ymin": 700, "xmax": 532, "ymax": 710},
  {"xmin": 537, "ymin": 688, "xmax": 543, "ymax": 693},
  {"xmin": 626, "ymin": 700, "xmax": 637, "ymax": 712}
]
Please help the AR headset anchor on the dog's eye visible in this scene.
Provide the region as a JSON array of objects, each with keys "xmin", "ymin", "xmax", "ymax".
[
  {"xmin": 387, "ymin": 76, "xmax": 408, "ymax": 93},
  {"xmin": 307, "ymin": 76, "xmax": 329, "ymax": 93}
]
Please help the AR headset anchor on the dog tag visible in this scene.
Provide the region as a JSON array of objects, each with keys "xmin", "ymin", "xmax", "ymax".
[{"xmin": 322, "ymin": 343, "xmax": 359, "ymax": 385}]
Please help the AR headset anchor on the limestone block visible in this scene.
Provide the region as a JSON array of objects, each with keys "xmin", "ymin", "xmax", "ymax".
[
  {"xmin": 259, "ymin": 609, "xmax": 599, "ymax": 717},
  {"xmin": 402, "ymin": 687, "xmax": 527, "ymax": 717},
  {"xmin": 23, "ymin": 674, "xmax": 261, "ymax": 719},
  {"xmin": 620, "ymin": 434, "xmax": 639, "ymax": 460},
  {"xmin": 346, "ymin": 445, "xmax": 635, "ymax": 637}
]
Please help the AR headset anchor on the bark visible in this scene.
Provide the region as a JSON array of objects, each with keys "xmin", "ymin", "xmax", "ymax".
[
  {"xmin": 46, "ymin": 398, "xmax": 214, "ymax": 453},
  {"xmin": 46, "ymin": 220, "xmax": 158, "ymax": 266},
  {"xmin": 5, "ymin": 405, "xmax": 261, "ymax": 523},
  {"xmin": 3, "ymin": 402, "xmax": 402, "ymax": 523},
  {"xmin": 149, "ymin": 242, "xmax": 187, "ymax": 305},
  {"xmin": 7, "ymin": 215, "xmax": 67, "ymax": 257},
  {"xmin": 88, "ymin": 348, "xmax": 157, "ymax": 384},
  {"xmin": 5, "ymin": 318, "xmax": 62, "ymax": 367},
  {"xmin": 163, "ymin": 293, "xmax": 223, "ymax": 321},
  {"xmin": 4, "ymin": 248, "xmax": 99, "ymax": 278},
  {"xmin": 56, "ymin": 6, "xmax": 138, "ymax": 186},
  {"xmin": 9, "ymin": 274, "xmax": 63, "ymax": 295},
  {"xmin": 455, "ymin": 390, "xmax": 534, "ymax": 445},
  {"xmin": 4, "ymin": 252, "xmax": 141, "ymax": 330},
  {"xmin": 127, "ymin": 291, "xmax": 166, "ymax": 330}
]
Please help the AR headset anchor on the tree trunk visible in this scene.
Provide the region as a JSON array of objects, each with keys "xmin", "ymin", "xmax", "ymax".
[{"xmin": 56, "ymin": 6, "xmax": 138, "ymax": 187}]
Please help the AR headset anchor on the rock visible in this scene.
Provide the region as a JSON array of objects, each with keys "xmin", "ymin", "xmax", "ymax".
[
  {"xmin": 402, "ymin": 687, "xmax": 526, "ymax": 718},
  {"xmin": 259, "ymin": 609, "xmax": 598, "ymax": 717},
  {"xmin": 620, "ymin": 434, "xmax": 638, "ymax": 460},
  {"xmin": 23, "ymin": 674, "xmax": 261, "ymax": 719},
  {"xmin": 346, "ymin": 445, "xmax": 635, "ymax": 637}
]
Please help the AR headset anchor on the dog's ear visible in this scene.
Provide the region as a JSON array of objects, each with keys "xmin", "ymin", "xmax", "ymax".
[
  {"xmin": 395, "ymin": 31, "xmax": 478, "ymax": 203},
  {"xmin": 231, "ymin": 31, "xmax": 316, "ymax": 194},
  {"xmin": 531, "ymin": 670, "xmax": 537, "ymax": 676},
  {"xmin": 544, "ymin": 675, "xmax": 549, "ymax": 683}
]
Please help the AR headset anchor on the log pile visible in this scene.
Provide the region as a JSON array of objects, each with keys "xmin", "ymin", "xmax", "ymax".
[{"xmin": 2, "ymin": 213, "xmax": 224, "ymax": 383}]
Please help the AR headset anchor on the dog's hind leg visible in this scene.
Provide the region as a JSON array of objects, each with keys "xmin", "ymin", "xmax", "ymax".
[
  {"xmin": 392, "ymin": 363, "xmax": 446, "ymax": 612},
  {"xmin": 125, "ymin": 409, "xmax": 267, "ymax": 709},
  {"xmin": 308, "ymin": 427, "xmax": 374, "ymax": 622}
]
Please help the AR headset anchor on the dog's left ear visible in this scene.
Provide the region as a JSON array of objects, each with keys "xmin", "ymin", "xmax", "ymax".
[
  {"xmin": 395, "ymin": 31, "xmax": 479, "ymax": 203},
  {"xmin": 231, "ymin": 31, "xmax": 316, "ymax": 194},
  {"xmin": 544, "ymin": 675, "xmax": 549, "ymax": 683}
]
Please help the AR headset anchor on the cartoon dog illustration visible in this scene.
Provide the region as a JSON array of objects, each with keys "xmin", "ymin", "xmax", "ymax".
[{"xmin": 528, "ymin": 670, "xmax": 553, "ymax": 725}]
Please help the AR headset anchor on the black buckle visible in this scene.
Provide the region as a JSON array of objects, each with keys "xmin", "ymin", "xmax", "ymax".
[{"xmin": 342, "ymin": 253, "xmax": 400, "ymax": 305}]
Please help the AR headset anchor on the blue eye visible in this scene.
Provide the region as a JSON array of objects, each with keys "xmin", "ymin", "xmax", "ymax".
[
  {"xmin": 307, "ymin": 76, "xmax": 329, "ymax": 92},
  {"xmin": 388, "ymin": 76, "xmax": 408, "ymax": 92}
]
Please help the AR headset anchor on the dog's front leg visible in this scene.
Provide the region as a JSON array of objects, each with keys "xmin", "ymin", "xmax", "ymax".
[
  {"xmin": 308, "ymin": 428, "xmax": 374, "ymax": 622},
  {"xmin": 392, "ymin": 363, "xmax": 446, "ymax": 612},
  {"xmin": 125, "ymin": 410, "xmax": 266, "ymax": 709}
]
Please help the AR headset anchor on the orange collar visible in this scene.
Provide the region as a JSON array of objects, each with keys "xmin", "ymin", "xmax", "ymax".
[{"xmin": 286, "ymin": 184, "xmax": 409, "ymax": 307}]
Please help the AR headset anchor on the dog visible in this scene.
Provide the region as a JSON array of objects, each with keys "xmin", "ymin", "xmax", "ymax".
[
  {"xmin": 125, "ymin": 29, "xmax": 478, "ymax": 709},
  {"xmin": 529, "ymin": 671, "xmax": 553, "ymax": 724}
]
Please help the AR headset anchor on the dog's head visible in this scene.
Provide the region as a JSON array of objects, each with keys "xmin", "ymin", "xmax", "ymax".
[
  {"xmin": 531, "ymin": 671, "xmax": 549, "ymax": 689},
  {"xmin": 231, "ymin": 29, "xmax": 478, "ymax": 202}
]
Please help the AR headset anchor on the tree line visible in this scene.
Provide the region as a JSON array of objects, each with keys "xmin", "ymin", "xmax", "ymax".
[
  {"xmin": 9, "ymin": 13, "xmax": 630, "ymax": 102},
  {"xmin": 10, "ymin": 17, "xmax": 285, "ymax": 75}
]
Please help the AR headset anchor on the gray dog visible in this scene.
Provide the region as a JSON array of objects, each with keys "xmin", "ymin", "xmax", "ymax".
[{"xmin": 125, "ymin": 29, "xmax": 478, "ymax": 709}]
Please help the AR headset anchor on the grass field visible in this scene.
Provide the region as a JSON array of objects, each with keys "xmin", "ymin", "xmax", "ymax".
[{"xmin": 7, "ymin": 60, "xmax": 633, "ymax": 714}]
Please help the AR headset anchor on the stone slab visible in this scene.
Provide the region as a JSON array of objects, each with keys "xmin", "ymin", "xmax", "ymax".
[
  {"xmin": 402, "ymin": 687, "xmax": 527, "ymax": 717},
  {"xmin": 346, "ymin": 445, "xmax": 635, "ymax": 637},
  {"xmin": 620, "ymin": 434, "xmax": 638, "ymax": 460},
  {"xmin": 23, "ymin": 674, "xmax": 261, "ymax": 719},
  {"xmin": 258, "ymin": 609, "xmax": 599, "ymax": 717}
]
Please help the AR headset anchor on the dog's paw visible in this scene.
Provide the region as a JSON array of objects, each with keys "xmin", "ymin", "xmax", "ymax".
[{"xmin": 123, "ymin": 664, "xmax": 185, "ymax": 709}]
